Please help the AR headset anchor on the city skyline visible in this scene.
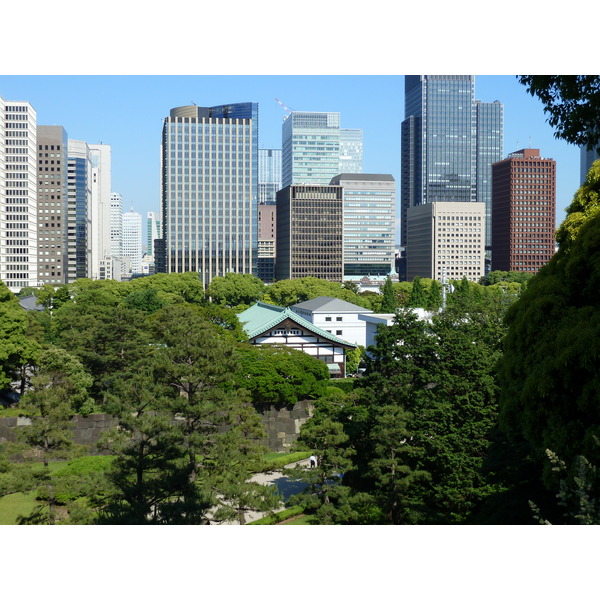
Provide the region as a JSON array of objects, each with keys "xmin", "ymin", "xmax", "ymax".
[{"xmin": 0, "ymin": 75, "xmax": 582, "ymax": 245}]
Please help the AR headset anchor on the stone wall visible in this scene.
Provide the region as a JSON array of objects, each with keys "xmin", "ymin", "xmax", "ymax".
[{"xmin": 0, "ymin": 401, "xmax": 313, "ymax": 455}]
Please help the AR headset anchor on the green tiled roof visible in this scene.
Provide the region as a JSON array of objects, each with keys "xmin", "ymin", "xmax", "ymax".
[{"xmin": 238, "ymin": 302, "xmax": 356, "ymax": 348}]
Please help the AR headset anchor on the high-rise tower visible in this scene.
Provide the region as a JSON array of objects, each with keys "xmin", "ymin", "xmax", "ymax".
[
  {"xmin": 158, "ymin": 103, "xmax": 258, "ymax": 284},
  {"xmin": 0, "ymin": 98, "xmax": 38, "ymax": 292},
  {"xmin": 400, "ymin": 76, "xmax": 503, "ymax": 278},
  {"xmin": 282, "ymin": 111, "xmax": 341, "ymax": 188},
  {"xmin": 491, "ymin": 148, "xmax": 556, "ymax": 273}
]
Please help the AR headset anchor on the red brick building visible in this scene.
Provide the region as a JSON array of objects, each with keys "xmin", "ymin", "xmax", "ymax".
[{"xmin": 491, "ymin": 148, "xmax": 556, "ymax": 273}]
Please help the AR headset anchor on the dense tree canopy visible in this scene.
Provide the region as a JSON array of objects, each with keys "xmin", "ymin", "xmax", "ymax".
[{"xmin": 518, "ymin": 75, "xmax": 600, "ymax": 151}]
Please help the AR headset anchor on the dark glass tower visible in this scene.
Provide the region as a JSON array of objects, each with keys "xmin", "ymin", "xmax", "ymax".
[
  {"xmin": 159, "ymin": 103, "xmax": 258, "ymax": 283},
  {"xmin": 401, "ymin": 76, "xmax": 503, "ymax": 273}
]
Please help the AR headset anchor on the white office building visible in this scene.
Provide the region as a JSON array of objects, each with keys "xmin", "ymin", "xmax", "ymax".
[
  {"xmin": 122, "ymin": 208, "xmax": 142, "ymax": 275},
  {"xmin": 0, "ymin": 98, "xmax": 38, "ymax": 291}
]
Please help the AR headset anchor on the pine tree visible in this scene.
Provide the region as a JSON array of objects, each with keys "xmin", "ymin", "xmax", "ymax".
[{"xmin": 380, "ymin": 276, "xmax": 397, "ymax": 312}]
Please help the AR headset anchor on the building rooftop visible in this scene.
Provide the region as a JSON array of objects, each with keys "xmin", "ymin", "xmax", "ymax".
[
  {"xmin": 238, "ymin": 301, "xmax": 356, "ymax": 348},
  {"xmin": 292, "ymin": 296, "xmax": 373, "ymax": 314},
  {"xmin": 329, "ymin": 173, "xmax": 395, "ymax": 184}
]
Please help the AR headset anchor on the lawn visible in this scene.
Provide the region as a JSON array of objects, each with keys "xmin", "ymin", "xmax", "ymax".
[{"xmin": 0, "ymin": 490, "xmax": 40, "ymax": 525}]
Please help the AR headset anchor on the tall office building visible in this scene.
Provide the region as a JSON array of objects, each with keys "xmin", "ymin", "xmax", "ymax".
[
  {"xmin": 406, "ymin": 201, "xmax": 485, "ymax": 282},
  {"xmin": 282, "ymin": 111, "xmax": 341, "ymax": 187},
  {"xmin": 258, "ymin": 149, "xmax": 282, "ymax": 204},
  {"xmin": 122, "ymin": 208, "xmax": 142, "ymax": 275},
  {"xmin": 37, "ymin": 126, "xmax": 68, "ymax": 286},
  {"xmin": 257, "ymin": 202, "xmax": 276, "ymax": 282},
  {"xmin": 88, "ymin": 144, "xmax": 113, "ymax": 280},
  {"xmin": 339, "ymin": 129, "xmax": 363, "ymax": 174},
  {"xmin": 329, "ymin": 173, "xmax": 395, "ymax": 277},
  {"xmin": 400, "ymin": 76, "xmax": 503, "ymax": 275},
  {"xmin": 275, "ymin": 184, "xmax": 343, "ymax": 282},
  {"xmin": 159, "ymin": 103, "xmax": 258, "ymax": 284},
  {"xmin": 147, "ymin": 211, "xmax": 161, "ymax": 257},
  {"xmin": 67, "ymin": 140, "xmax": 92, "ymax": 282},
  {"xmin": 0, "ymin": 98, "xmax": 38, "ymax": 292},
  {"xmin": 491, "ymin": 148, "xmax": 556, "ymax": 273},
  {"xmin": 110, "ymin": 192, "xmax": 123, "ymax": 263}
]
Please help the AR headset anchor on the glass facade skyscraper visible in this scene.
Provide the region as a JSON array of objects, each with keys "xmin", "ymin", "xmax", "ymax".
[
  {"xmin": 282, "ymin": 112, "xmax": 341, "ymax": 187},
  {"xmin": 401, "ymin": 76, "xmax": 503, "ymax": 275},
  {"xmin": 159, "ymin": 103, "xmax": 258, "ymax": 283},
  {"xmin": 258, "ymin": 149, "xmax": 281, "ymax": 204}
]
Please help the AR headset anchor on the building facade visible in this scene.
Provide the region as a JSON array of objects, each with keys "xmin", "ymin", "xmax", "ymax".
[
  {"xmin": 339, "ymin": 129, "xmax": 363, "ymax": 174},
  {"xmin": 122, "ymin": 208, "xmax": 142, "ymax": 276},
  {"xmin": 276, "ymin": 184, "xmax": 343, "ymax": 281},
  {"xmin": 258, "ymin": 148, "xmax": 281, "ymax": 204},
  {"xmin": 580, "ymin": 145, "xmax": 600, "ymax": 184},
  {"xmin": 159, "ymin": 103, "xmax": 258, "ymax": 285},
  {"xmin": 330, "ymin": 173, "xmax": 395, "ymax": 277},
  {"xmin": 491, "ymin": 148, "xmax": 556, "ymax": 273},
  {"xmin": 88, "ymin": 143, "xmax": 113, "ymax": 280},
  {"xmin": 36, "ymin": 125, "xmax": 68, "ymax": 286},
  {"xmin": 406, "ymin": 201, "xmax": 486, "ymax": 282},
  {"xmin": 400, "ymin": 76, "xmax": 503, "ymax": 274},
  {"xmin": 146, "ymin": 211, "xmax": 161, "ymax": 257},
  {"xmin": 282, "ymin": 111, "xmax": 341, "ymax": 187},
  {"xmin": 0, "ymin": 98, "xmax": 38, "ymax": 292},
  {"xmin": 67, "ymin": 139, "xmax": 92, "ymax": 282},
  {"xmin": 110, "ymin": 192, "xmax": 123, "ymax": 265},
  {"xmin": 258, "ymin": 202, "xmax": 276, "ymax": 282}
]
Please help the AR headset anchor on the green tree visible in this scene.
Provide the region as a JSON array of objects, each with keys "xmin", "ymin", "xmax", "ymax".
[
  {"xmin": 16, "ymin": 348, "xmax": 90, "ymax": 524},
  {"xmin": 406, "ymin": 276, "xmax": 427, "ymax": 308},
  {"xmin": 235, "ymin": 344, "xmax": 329, "ymax": 404},
  {"xmin": 0, "ymin": 280, "xmax": 41, "ymax": 394},
  {"xmin": 205, "ymin": 272, "xmax": 266, "ymax": 308},
  {"xmin": 518, "ymin": 76, "xmax": 600, "ymax": 150},
  {"xmin": 122, "ymin": 288, "xmax": 166, "ymax": 313},
  {"xmin": 380, "ymin": 276, "xmax": 396, "ymax": 312},
  {"xmin": 426, "ymin": 279, "xmax": 443, "ymax": 311}
]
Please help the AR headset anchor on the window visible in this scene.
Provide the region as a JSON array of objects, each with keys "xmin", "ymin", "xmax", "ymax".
[
  {"xmin": 336, "ymin": 316, "xmax": 343, "ymax": 321},
  {"xmin": 336, "ymin": 330, "xmax": 343, "ymax": 336},
  {"xmin": 325, "ymin": 316, "xmax": 332, "ymax": 322}
]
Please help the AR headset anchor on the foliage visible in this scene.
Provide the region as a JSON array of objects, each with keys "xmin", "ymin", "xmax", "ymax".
[
  {"xmin": 518, "ymin": 75, "xmax": 600, "ymax": 150},
  {"xmin": 344, "ymin": 345, "xmax": 364, "ymax": 376},
  {"xmin": 247, "ymin": 503, "xmax": 304, "ymax": 525},
  {"xmin": 479, "ymin": 270, "xmax": 533, "ymax": 286},
  {"xmin": 380, "ymin": 276, "xmax": 397, "ymax": 312},
  {"xmin": 264, "ymin": 277, "xmax": 371, "ymax": 309},
  {"xmin": 0, "ymin": 280, "xmax": 41, "ymax": 393},
  {"xmin": 498, "ymin": 211, "xmax": 600, "ymax": 486},
  {"xmin": 555, "ymin": 159, "xmax": 600, "ymax": 249},
  {"xmin": 426, "ymin": 279, "xmax": 443, "ymax": 311},
  {"xmin": 122, "ymin": 288, "xmax": 166, "ymax": 313},
  {"xmin": 235, "ymin": 344, "xmax": 329, "ymax": 405},
  {"xmin": 406, "ymin": 276, "xmax": 427, "ymax": 308},
  {"xmin": 205, "ymin": 272, "xmax": 266, "ymax": 308}
]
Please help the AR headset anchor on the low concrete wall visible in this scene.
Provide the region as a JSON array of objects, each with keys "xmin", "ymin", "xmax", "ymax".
[{"xmin": 0, "ymin": 401, "xmax": 314, "ymax": 454}]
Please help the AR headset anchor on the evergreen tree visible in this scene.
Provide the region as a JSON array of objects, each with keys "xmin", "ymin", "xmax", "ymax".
[
  {"xmin": 407, "ymin": 276, "xmax": 427, "ymax": 308},
  {"xmin": 380, "ymin": 276, "xmax": 397, "ymax": 312},
  {"xmin": 426, "ymin": 279, "xmax": 443, "ymax": 311}
]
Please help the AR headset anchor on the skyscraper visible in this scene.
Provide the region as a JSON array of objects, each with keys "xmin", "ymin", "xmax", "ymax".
[
  {"xmin": 159, "ymin": 103, "xmax": 258, "ymax": 284},
  {"xmin": 580, "ymin": 145, "xmax": 600, "ymax": 184},
  {"xmin": 258, "ymin": 149, "xmax": 282, "ymax": 204},
  {"xmin": 37, "ymin": 125, "xmax": 68, "ymax": 286},
  {"xmin": 406, "ymin": 201, "xmax": 485, "ymax": 282},
  {"xmin": 329, "ymin": 173, "xmax": 395, "ymax": 277},
  {"xmin": 491, "ymin": 148, "xmax": 556, "ymax": 273},
  {"xmin": 67, "ymin": 139, "xmax": 92, "ymax": 282},
  {"xmin": 0, "ymin": 98, "xmax": 38, "ymax": 292},
  {"xmin": 282, "ymin": 112, "xmax": 341, "ymax": 187},
  {"xmin": 339, "ymin": 129, "xmax": 363, "ymax": 174},
  {"xmin": 122, "ymin": 208, "xmax": 142, "ymax": 275},
  {"xmin": 110, "ymin": 192, "xmax": 123, "ymax": 264},
  {"xmin": 88, "ymin": 143, "xmax": 113, "ymax": 280},
  {"xmin": 400, "ymin": 76, "xmax": 503, "ymax": 277},
  {"xmin": 147, "ymin": 211, "xmax": 161, "ymax": 257},
  {"xmin": 275, "ymin": 184, "xmax": 343, "ymax": 282}
]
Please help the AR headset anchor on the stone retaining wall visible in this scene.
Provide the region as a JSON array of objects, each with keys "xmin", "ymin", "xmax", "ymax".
[{"xmin": 0, "ymin": 400, "xmax": 313, "ymax": 454}]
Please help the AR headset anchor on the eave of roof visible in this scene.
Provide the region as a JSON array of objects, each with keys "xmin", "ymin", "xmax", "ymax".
[{"xmin": 238, "ymin": 302, "xmax": 357, "ymax": 348}]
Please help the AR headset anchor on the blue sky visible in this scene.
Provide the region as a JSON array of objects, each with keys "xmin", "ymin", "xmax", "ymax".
[{"xmin": 0, "ymin": 74, "xmax": 582, "ymax": 243}]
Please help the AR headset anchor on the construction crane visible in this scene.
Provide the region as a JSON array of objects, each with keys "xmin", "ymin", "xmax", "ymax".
[{"xmin": 275, "ymin": 98, "xmax": 294, "ymax": 120}]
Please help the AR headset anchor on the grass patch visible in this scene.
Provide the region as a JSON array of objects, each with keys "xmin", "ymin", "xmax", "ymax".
[
  {"xmin": 261, "ymin": 451, "xmax": 311, "ymax": 471},
  {"xmin": 247, "ymin": 504, "xmax": 305, "ymax": 525},
  {"xmin": 0, "ymin": 490, "xmax": 40, "ymax": 525},
  {"xmin": 284, "ymin": 513, "xmax": 318, "ymax": 525}
]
